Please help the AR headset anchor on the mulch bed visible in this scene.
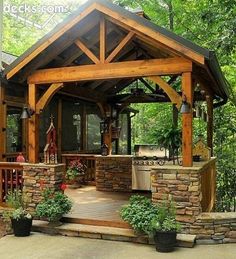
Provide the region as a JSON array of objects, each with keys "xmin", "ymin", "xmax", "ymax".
[{"xmin": 0, "ymin": 219, "xmax": 8, "ymax": 238}]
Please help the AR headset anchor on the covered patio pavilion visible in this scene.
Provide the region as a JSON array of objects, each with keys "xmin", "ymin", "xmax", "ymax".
[
  {"xmin": 0, "ymin": 0, "xmax": 231, "ymax": 240},
  {"xmin": 1, "ymin": 0, "xmax": 230, "ymax": 166}
]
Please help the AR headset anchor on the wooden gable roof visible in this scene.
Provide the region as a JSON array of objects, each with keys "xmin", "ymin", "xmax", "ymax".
[{"xmin": 4, "ymin": 0, "xmax": 230, "ymax": 102}]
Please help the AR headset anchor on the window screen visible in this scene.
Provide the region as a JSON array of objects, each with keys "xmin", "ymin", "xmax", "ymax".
[
  {"xmin": 6, "ymin": 106, "xmax": 22, "ymax": 153},
  {"xmin": 118, "ymin": 113, "xmax": 128, "ymax": 154}
]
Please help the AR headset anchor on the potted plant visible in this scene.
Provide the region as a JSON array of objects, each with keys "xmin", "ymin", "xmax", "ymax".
[
  {"xmin": 4, "ymin": 189, "xmax": 32, "ymax": 237},
  {"xmin": 156, "ymin": 126, "xmax": 182, "ymax": 159},
  {"xmin": 65, "ymin": 159, "xmax": 86, "ymax": 187},
  {"xmin": 35, "ymin": 188, "xmax": 72, "ymax": 226},
  {"xmin": 150, "ymin": 201, "xmax": 181, "ymax": 252},
  {"xmin": 120, "ymin": 195, "xmax": 159, "ymax": 234}
]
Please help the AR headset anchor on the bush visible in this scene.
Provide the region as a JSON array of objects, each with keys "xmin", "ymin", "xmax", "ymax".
[
  {"xmin": 150, "ymin": 201, "xmax": 181, "ymax": 233},
  {"xmin": 36, "ymin": 188, "xmax": 72, "ymax": 222},
  {"xmin": 120, "ymin": 195, "xmax": 159, "ymax": 234}
]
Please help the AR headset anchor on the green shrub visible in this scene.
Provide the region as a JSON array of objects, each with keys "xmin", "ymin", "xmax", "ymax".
[
  {"xmin": 120, "ymin": 195, "xmax": 159, "ymax": 234},
  {"xmin": 150, "ymin": 201, "xmax": 181, "ymax": 233},
  {"xmin": 36, "ymin": 188, "xmax": 72, "ymax": 222}
]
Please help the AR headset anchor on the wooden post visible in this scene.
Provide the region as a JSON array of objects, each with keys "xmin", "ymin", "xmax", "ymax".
[
  {"xmin": 0, "ymin": 83, "xmax": 6, "ymax": 161},
  {"xmin": 103, "ymin": 124, "xmax": 112, "ymax": 155},
  {"xmin": 57, "ymin": 98, "xmax": 62, "ymax": 162},
  {"xmin": 127, "ymin": 113, "xmax": 132, "ymax": 155},
  {"xmin": 100, "ymin": 15, "xmax": 106, "ymax": 63},
  {"xmin": 182, "ymin": 72, "xmax": 193, "ymax": 167},
  {"xmin": 28, "ymin": 84, "xmax": 39, "ymax": 163},
  {"xmin": 102, "ymin": 105, "xmax": 112, "ymax": 155},
  {"xmin": 206, "ymin": 95, "xmax": 213, "ymax": 156}
]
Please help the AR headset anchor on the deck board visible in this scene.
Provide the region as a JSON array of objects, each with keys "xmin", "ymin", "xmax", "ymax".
[{"xmin": 65, "ymin": 186, "xmax": 150, "ymax": 224}]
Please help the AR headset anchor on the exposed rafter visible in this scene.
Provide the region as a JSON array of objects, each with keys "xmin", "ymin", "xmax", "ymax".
[
  {"xmin": 105, "ymin": 31, "xmax": 135, "ymax": 63},
  {"xmin": 75, "ymin": 38, "xmax": 100, "ymax": 64}
]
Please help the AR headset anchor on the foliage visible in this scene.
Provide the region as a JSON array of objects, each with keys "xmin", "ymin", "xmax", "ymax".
[
  {"xmin": 150, "ymin": 201, "xmax": 181, "ymax": 233},
  {"xmin": 35, "ymin": 188, "xmax": 72, "ymax": 222},
  {"xmin": 214, "ymin": 102, "xmax": 236, "ymax": 211},
  {"xmin": 120, "ymin": 195, "xmax": 159, "ymax": 234},
  {"xmin": 3, "ymin": 189, "xmax": 32, "ymax": 221},
  {"xmin": 5, "ymin": 189, "xmax": 25, "ymax": 209},
  {"xmin": 156, "ymin": 126, "xmax": 182, "ymax": 151},
  {"xmin": 66, "ymin": 159, "xmax": 86, "ymax": 181},
  {"xmin": 11, "ymin": 207, "xmax": 32, "ymax": 220}
]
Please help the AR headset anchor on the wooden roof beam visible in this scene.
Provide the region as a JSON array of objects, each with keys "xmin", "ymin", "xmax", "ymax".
[
  {"xmin": 96, "ymin": 4, "xmax": 205, "ymax": 65},
  {"xmin": 7, "ymin": 7, "xmax": 97, "ymax": 82},
  {"xmin": 28, "ymin": 57, "xmax": 192, "ymax": 85},
  {"xmin": 105, "ymin": 31, "xmax": 135, "ymax": 63},
  {"xmin": 36, "ymin": 83, "xmax": 64, "ymax": 114},
  {"xmin": 75, "ymin": 38, "xmax": 100, "ymax": 64},
  {"xmin": 148, "ymin": 76, "xmax": 182, "ymax": 109}
]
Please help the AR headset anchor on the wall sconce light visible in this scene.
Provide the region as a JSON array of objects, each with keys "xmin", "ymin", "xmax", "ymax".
[
  {"xmin": 20, "ymin": 106, "xmax": 35, "ymax": 119},
  {"xmin": 180, "ymin": 95, "xmax": 191, "ymax": 114},
  {"xmin": 100, "ymin": 119, "xmax": 110, "ymax": 134}
]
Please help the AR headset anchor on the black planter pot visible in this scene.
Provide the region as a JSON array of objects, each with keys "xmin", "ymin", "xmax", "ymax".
[
  {"xmin": 154, "ymin": 231, "xmax": 177, "ymax": 252},
  {"xmin": 11, "ymin": 218, "xmax": 33, "ymax": 237}
]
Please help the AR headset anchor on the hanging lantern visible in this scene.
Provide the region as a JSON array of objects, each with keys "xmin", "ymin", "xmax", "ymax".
[{"xmin": 180, "ymin": 95, "xmax": 191, "ymax": 114}]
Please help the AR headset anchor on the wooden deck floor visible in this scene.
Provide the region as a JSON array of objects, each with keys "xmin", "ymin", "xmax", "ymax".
[{"xmin": 64, "ymin": 186, "xmax": 150, "ymax": 227}]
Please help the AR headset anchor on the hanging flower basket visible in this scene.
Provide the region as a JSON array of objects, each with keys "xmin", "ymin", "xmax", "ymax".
[{"xmin": 112, "ymin": 127, "xmax": 121, "ymax": 140}]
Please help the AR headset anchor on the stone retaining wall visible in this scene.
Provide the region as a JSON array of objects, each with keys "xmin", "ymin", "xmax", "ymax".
[
  {"xmin": 151, "ymin": 160, "xmax": 236, "ymax": 243},
  {"xmin": 23, "ymin": 163, "xmax": 65, "ymax": 213},
  {"xmin": 151, "ymin": 167, "xmax": 202, "ymax": 229},
  {"xmin": 96, "ymin": 156, "xmax": 132, "ymax": 192},
  {"xmin": 192, "ymin": 213, "xmax": 236, "ymax": 244}
]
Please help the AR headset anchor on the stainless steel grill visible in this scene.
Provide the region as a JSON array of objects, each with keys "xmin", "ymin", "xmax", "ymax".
[{"xmin": 132, "ymin": 145, "xmax": 167, "ymax": 191}]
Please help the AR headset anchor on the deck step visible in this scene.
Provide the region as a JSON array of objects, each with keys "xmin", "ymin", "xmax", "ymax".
[
  {"xmin": 32, "ymin": 220, "xmax": 144, "ymax": 243},
  {"xmin": 62, "ymin": 216, "xmax": 132, "ymax": 229},
  {"xmin": 32, "ymin": 220, "xmax": 196, "ymax": 248}
]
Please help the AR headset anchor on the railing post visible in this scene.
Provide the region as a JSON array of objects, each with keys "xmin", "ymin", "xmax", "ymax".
[{"xmin": 28, "ymin": 84, "xmax": 39, "ymax": 163}]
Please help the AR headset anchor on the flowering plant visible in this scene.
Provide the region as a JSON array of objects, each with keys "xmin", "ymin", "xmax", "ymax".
[
  {"xmin": 66, "ymin": 159, "xmax": 86, "ymax": 181},
  {"xmin": 3, "ymin": 189, "xmax": 32, "ymax": 221}
]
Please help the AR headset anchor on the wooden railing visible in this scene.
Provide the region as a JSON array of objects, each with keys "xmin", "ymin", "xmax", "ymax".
[
  {"xmin": 61, "ymin": 154, "xmax": 96, "ymax": 182},
  {"xmin": 0, "ymin": 162, "xmax": 24, "ymax": 203},
  {"xmin": 200, "ymin": 158, "xmax": 216, "ymax": 212}
]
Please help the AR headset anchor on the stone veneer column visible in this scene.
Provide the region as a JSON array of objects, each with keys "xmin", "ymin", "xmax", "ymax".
[
  {"xmin": 22, "ymin": 163, "xmax": 65, "ymax": 213},
  {"xmin": 151, "ymin": 167, "xmax": 202, "ymax": 233},
  {"xmin": 96, "ymin": 156, "xmax": 132, "ymax": 192}
]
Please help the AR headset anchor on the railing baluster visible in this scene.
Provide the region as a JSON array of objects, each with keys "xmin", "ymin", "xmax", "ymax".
[
  {"xmin": 0, "ymin": 162, "xmax": 24, "ymax": 203},
  {"xmin": 4, "ymin": 170, "xmax": 8, "ymax": 201}
]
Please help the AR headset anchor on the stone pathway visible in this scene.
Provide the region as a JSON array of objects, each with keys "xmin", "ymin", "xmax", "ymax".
[{"xmin": 0, "ymin": 232, "xmax": 236, "ymax": 259}]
